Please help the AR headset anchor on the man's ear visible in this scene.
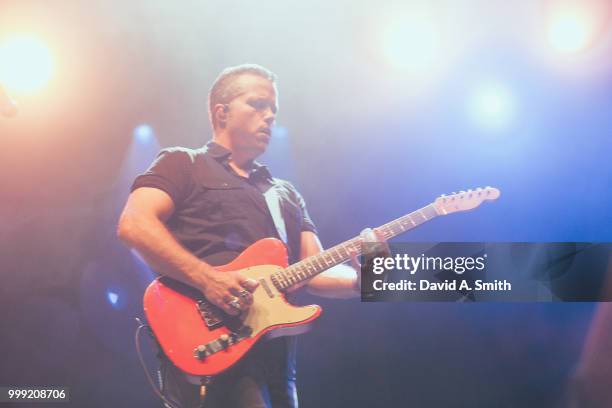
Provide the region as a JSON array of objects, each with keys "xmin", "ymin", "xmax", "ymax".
[{"xmin": 214, "ymin": 103, "xmax": 228, "ymax": 128}]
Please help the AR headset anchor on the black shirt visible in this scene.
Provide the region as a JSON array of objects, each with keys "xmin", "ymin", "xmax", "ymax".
[{"xmin": 131, "ymin": 141, "xmax": 317, "ymax": 266}]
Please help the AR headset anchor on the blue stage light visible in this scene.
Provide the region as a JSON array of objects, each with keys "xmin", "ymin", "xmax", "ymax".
[
  {"xmin": 107, "ymin": 291, "xmax": 119, "ymax": 307},
  {"xmin": 133, "ymin": 124, "xmax": 154, "ymax": 144},
  {"xmin": 468, "ymin": 82, "xmax": 516, "ymax": 131},
  {"xmin": 272, "ymin": 126, "xmax": 288, "ymax": 139}
]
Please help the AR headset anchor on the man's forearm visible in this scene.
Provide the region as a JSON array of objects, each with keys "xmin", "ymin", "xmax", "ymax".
[
  {"xmin": 117, "ymin": 213, "xmax": 212, "ymax": 289},
  {"xmin": 304, "ymin": 264, "xmax": 360, "ymax": 299}
]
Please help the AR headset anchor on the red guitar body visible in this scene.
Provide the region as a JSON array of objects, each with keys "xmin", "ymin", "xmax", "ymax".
[{"xmin": 143, "ymin": 238, "xmax": 322, "ymax": 381}]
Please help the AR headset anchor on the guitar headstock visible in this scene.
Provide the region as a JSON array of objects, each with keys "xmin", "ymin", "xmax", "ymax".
[{"xmin": 433, "ymin": 187, "xmax": 500, "ymax": 215}]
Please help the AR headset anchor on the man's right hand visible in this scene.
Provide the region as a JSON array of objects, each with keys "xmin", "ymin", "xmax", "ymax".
[{"xmin": 195, "ymin": 265, "xmax": 260, "ymax": 316}]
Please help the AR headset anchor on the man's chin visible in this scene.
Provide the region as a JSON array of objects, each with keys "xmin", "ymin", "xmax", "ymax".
[
  {"xmin": 246, "ymin": 141, "xmax": 268, "ymax": 158},
  {"xmin": 255, "ymin": 137, "xmax": 270, "ymax": 149}
]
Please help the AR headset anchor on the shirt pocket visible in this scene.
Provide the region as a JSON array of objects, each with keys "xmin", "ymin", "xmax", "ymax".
[{"xmin": 195, "ymin": 179, "xmax": 249, "ymax": 222}]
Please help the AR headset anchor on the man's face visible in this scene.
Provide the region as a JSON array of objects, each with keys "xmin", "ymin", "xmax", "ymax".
[{"xmin": 223, "ymin": 74, "xmax": 278, "ymax": 158}]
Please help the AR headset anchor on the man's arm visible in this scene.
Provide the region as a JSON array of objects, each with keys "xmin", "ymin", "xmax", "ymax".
[
  {"xmin": 117, "ymin": 187, "xmax": 257, "ymax": 315},
  {"xmin": 298, "ymin": 231, "xmax": 360, "ymax": 299}
]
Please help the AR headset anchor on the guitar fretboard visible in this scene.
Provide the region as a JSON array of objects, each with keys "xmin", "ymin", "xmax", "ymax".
[{"xmin": 270, "ymin": 203, "xmax": 440, "ymax": 291}]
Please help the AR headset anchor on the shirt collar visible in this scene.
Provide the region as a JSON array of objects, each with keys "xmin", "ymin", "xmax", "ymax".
[
  {"xmin": 203, "ymin": 140, "xmax": 232, "ymax": 161},
  {"xmin": 204, "ymin": 140, "xmax": 273, "ymax": 180}
]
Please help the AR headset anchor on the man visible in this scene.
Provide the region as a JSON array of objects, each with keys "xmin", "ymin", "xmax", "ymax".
[{"xmin": 117, "ymin": 64, "xmax": 370, "ymax": 408}]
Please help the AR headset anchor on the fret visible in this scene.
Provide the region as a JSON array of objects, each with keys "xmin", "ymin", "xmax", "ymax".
[
  {"xmin": 319, "ymin": 254, "xmax": 330, "ymax": 268},
  {"xmin": 329, "ymin": 248, "xmax": 343, "ymax": 263},
  {"xmin": 288, "ymin": 273, "xmax": 297, "ymax": 284},
  {"xmin": 277, "ymin": 274, "xmax": 288, "ymax": 289},
  {"xmin": 310, "ymin": 258, "xmax": 323, "ymax": 273},
  {"xmin": 323, "ymin": 254, "xmax": 333, "ymax": 267},
  {"xmin": 337, "ymin": 245, "xmax": 350, "ymax": 259},
  {"xmin": 280, "ymin": 270, "xmax": 290, "ymax": 284},
  {"xmin": 348, "ymin": 241, "xmax": 360, "ymax": 255},
  {"xmin": 428, "ymin": 204, "xmax": 440, "ymax": 216},
  {"xmin": 283, "ymin": 273, "xmax": 293, "ymax": 285},
  {"xmin": 320, "ymin": 254, "xmax": 330, "ymax": 268},
  {"xmin": 391, "ymin": 223, "xmax": 402, "ymax": 235},
  {"xmin": 305, "ymin": 262, "xmax": 315, "ymax": 274},
  {"xmin": 337, "ymin": 246, "xmax": 350, "ymax": 261},
  {"xmin": 292, "ymin": 267, "xmax": 304, "ymax": 280},
  {"xmin": 314, "ymin": 255, "xmax": 326, "ymax": 270},
  {"xmin": 304, "ymin": 259, "xmax": 315, "ymax": 273},
  {"xmin": 425, "ymin": 204, "xmax": 438, "ymax": 218}
]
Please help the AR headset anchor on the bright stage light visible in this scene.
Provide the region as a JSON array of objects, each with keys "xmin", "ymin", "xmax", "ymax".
[
  {"xmin": 548, "ymin": 9, "xmax": 593, "ymax": 53},
  {"xmin": 133, "ymin": 124, "xmax": 155, "ymax": 144},
  {"xmin": 382, "ymin": 12, "xmax": 444, "ymax": 77},
  {"xmin": 107, "ymin": 291, "xmax": 119, "ymax": 307},
  {"xmin": 0, "ymin": 35, "xmax": 54, "ymax": 93},
  {"xmin": 468, "ymin": 82, "xmax": 516, "ymax": 131}
]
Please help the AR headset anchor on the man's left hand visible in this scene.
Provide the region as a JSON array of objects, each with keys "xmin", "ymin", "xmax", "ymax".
[{"xmin": 349, "ymin": 228, "xmax": 390, "ymax": 293}]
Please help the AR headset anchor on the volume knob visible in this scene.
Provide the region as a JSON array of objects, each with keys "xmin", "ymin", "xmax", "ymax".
[{"xmin": 194, "ymin": 345, "xmax": 207, "ymax": 360}]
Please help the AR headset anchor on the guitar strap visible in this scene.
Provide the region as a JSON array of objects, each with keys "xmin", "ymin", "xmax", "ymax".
[{"xmin": 263, "ymin": 183, "xmax": 288, "ymax": 245}]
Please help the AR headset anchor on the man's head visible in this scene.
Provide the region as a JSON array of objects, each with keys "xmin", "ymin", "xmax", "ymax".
[{"xmin": 208, "ymin": 64, "xmax": 278, "ymax": 159}]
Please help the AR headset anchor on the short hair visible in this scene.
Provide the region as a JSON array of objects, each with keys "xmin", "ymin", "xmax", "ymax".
[{"xmin": 208, "ymin": 64, "xmax": 277, "ymax": 128}]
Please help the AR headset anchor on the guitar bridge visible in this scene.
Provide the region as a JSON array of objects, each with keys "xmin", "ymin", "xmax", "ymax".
[{"xmin": 196, "ymin": 300, "xmax": 224, "ymax": 329}]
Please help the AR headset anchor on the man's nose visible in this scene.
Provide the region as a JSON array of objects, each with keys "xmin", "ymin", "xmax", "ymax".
[{"xmin": 263, "ymin": 108, "xmax": 275, "ymax": 126}]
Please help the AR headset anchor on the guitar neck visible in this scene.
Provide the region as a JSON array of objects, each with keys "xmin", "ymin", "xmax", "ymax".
[{"xmin": 271, "ymin": 203, "xmax": 440, "ymax": 292}]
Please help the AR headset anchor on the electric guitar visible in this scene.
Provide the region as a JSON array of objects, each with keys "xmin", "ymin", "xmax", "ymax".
[{"xmin": 143, "ymin": 187, "xmax": 500, "ymax": 381}]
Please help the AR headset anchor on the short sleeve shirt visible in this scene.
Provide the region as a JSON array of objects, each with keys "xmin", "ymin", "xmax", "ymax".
[{"xmin": 131, "ymin": 141, "xmax": 317, "ymax": 266}]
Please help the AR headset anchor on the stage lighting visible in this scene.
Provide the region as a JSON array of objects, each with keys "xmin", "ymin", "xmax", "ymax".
[
  {"xmin": 548, "ymin": 9, "xmax": 593, "ymax": 53},
  {"xmin": 133, "ymin": 124, "xmax": 155, "ymax": 144},
  {"xmin": 0, "ymin": 35, "xmax": 54, "ymax": 93},
  {"xmin": 382, "ymin": 13, "xmax": 443, "ymax": 76},
  {"xmin": 107, "ymin": 291, "xmax": 119, "ymax": 307},
  {"xmin": 468, "ymin": 82, "xmax": 515, "ymax": 131},
  {"xmin": 272, "ymin": 125, "xmax": 288, "ymax": 139}
]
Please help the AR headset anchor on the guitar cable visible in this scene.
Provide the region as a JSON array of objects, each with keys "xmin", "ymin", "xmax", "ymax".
[{"xmin": 134, "ymin": 317, "xmax": 181, "ymax": 408}]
